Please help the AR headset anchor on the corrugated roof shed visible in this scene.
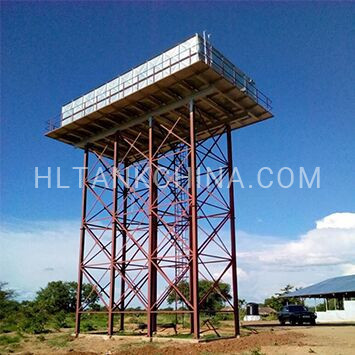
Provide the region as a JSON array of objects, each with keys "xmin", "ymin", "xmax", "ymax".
[
  {"xmin": 283, "ymin": 275, "xmax": 355, "ymax": 298},
  {"xmin": 259, "ymin": 306, "xmax": 277, "ymax": 315}
]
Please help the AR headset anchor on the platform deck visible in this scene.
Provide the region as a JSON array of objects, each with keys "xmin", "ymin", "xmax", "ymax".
[{"xmin": 46, "ymin": 35, "xmax": 272, "ymax": 160}]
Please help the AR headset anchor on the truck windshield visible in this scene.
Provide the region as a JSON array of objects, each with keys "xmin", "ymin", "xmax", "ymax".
[{"xmin": 288, "ymin": 305, "xmax": 307, "ymax": 312}]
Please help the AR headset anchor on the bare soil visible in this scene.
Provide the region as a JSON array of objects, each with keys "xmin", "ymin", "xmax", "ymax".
[{"xmin": 1, "ymin": 322, "xmax": 354, "ymax": 355}]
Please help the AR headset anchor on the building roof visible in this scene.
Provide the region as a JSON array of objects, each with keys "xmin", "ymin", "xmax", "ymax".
[
  {"xmin": 259, "ymin": 306, "xmax": 277, "ymax": 315},
  {"xmin": 283, "ymin": 275, "xmax": 355, "ymax": 298}
]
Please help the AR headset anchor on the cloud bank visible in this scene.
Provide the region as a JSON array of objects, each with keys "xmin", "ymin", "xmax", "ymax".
[
  {"xmin": 236, "ymin": 212, "xmax": 355, "ymax": 301},
  {"xmin": 0, "ymin": 212, "xmax": 354, "ymax": 302},
  {"xmin": 0, "ymin": 219, "xmax": 79, "ymax": 300}
]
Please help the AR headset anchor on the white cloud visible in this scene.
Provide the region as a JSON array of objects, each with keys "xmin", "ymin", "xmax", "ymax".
[
  {"xmin": 0, "ymin": 219, "xmax": 79, "ymax": 300},
  {"xmin": 316, "ymin": 212, "xmax": 355, "ymax": 229},
  {"xmin": 237, "ymin": 212, "xmax": 355, "ymax": 302},
  {"xmin": 213, "ymin": 267, "xmax": 248, "ymax": 284},
  {"xmin": 1, "ymin": 212, "xmax": 354, "ymax": 304},
  {"xmin": 341, "ymin": 263, "xmax": 355, "ymax": 275}
]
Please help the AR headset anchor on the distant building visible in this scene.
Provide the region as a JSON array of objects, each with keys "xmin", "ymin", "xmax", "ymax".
[
  {"xmin": 284, "ymin": 274, "xmax": 355, "ymax": 323},
  {"xmin": 244, "ymin": 302, "xmax": 261, "ymax": 321}
]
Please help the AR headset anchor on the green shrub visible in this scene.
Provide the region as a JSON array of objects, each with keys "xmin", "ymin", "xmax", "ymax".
[
  {"xmin": 82, "ymin": 322, "xmax": 95, "ymax": 331},
  {"xmin": 0, "ymin": 314, "xmax": 19, "ymax": 333},
  {"xmin": 214, "ymin": 312, "xmax": 234, "ymax": 321},
  {"xmin": 209, "ymin": 317, "xmax": 220, "ymax": 327},
  {"xmin": 0, "ymin": 334, "xmax": 22, "ymax": 346},
  {"xmin": 18, "ymin": 303, "xmax": 48, "ymax": 334},
  {"xmin": 53, "ymin": 311, "xmax": 68, "ymax": 330}
]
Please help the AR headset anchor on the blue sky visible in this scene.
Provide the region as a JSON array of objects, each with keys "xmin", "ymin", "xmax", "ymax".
[{"xmin": 1, "ymin": 2, "xmax": 354, "ymax": 300}]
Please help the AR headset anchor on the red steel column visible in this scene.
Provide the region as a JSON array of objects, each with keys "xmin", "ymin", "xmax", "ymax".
[
  {"xmin": 189, "ymin": 99, "xmax": 200, "ymax": 339},
  {"xmin": 148, "ymin": 117, "xmax": 158, "ymax": 337},
  {"xmin": 226, "ymin": 125, "xmax": 240, "ymax": 337},
  {"xmin": 108, "ymin": 132, "xmax": 119, "ymax": 336},
  {"xmin": 188, "ymin": 150, "xmax": 194, "ymax": 334},
  {"xmin": 75, "ymin": 146, "xmax": 89, "ymax": 336},
  {"xmin": 120, "ymin": 160, "xmax": 128, "ymax": 331}
]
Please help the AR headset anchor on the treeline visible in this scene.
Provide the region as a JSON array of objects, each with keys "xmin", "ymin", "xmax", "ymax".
[
  {"xmin": 0, "ymin": 280, "xmax": 305, "ymax": 335},
  {"xmin": 263, "ymin": 284, "xmax": 304, "ymax": 311},
  {"xmin": 0, "ymin": 280, "xmax": 236, "ymax": 334},
  {"xmin": 0, "ymin": 281, "xmax": 98, "ymax": 334}
]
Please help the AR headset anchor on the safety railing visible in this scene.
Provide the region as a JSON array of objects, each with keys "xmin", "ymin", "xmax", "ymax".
[
  {"xmin": 203, "ymin": 45, "xmax": 272, "ymax": 110},
  {"xmin": 46, "ymin": 37, "xmax": 272, "ymax": 133}
]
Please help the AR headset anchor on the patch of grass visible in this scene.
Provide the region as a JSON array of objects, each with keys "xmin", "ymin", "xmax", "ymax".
[
  {"xmin": 81, "ymin": 322, "xmax": 96, "ymax": 331},
  {"xmin": 80, "ymin": 313, "xmax": 107, "ymax": 331},
  {"xmin": 201, "ymin": 333, "xmax": 222, "ymax": 341},
  {"xmin": 115, "ymin": 330, "xmax": 142, "ymax": 336},
  {"xmin": 0, "ymin": 319, "xmax": 18, "ymax": 334},
  {"xmin": 0, "ymin": 334, "xmax": 22, "ymax": 346},
  {"xmin": 264, "ymin": 313, "xmax": 278, "ymax": 321},
  {"xmin": 156, "ymin": 313, "xmax": 177, "ymax": 325},
  {"xmin": 47, "ymin": 334, "xmax": 72, "ymax": 348},
  {"xmin": 214, "ymin": 313, "xmax": 234, "ymax": 321}
]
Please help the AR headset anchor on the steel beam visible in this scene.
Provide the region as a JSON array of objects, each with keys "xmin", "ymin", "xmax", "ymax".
[
  {"xmin": 188, "ymin": 137, "xmax": 194, "ymax": 334},
  {"xmin": 226, "ymin": 124, "xmax": 240, "ymax": 337},
  {"xmin": 147, "ymin": 117, "xmax": 158, "ymax": 337},
  {"xmin": 189, "ymin": 99, "xmax": 200, "ymax": 339},
  {"xmin": 108, "ymin": 133, "xmax": 119, "ymax": 336},
  {"xmin": 75, "ymin": 147, "xmax": 89, "ymax": 336},
  {"xmin": 119, "ymin": 161, "xmax": 128, "ymax": 331},
  {"xmin": 76, "ymin": 86, "xmax": 216, "ymax": 148}
]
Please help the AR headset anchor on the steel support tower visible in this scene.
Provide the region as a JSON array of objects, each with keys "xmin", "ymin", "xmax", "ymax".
[{"xmin": 46, "ymin": 34, "xmax": 272, "ymax": 339}]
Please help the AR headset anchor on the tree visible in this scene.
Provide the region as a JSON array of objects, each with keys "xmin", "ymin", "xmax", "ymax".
[
  {"xmin": 35, "ymin": 281, "xmax": 99, "ymax": 314},
  {"xmin": 238, "ymin": 298, "xmax": 246, "ymax": 309},
  {"xmin": 0, "ymin": 282, "xmax": 19, "ymax": 320},
  {"xmin": 167, "ymin": 280, "xmax": 232, "ymax": 315},
  {"xmin": 263, "ymin": 285, "xmax": 303, "ymax": 312}
]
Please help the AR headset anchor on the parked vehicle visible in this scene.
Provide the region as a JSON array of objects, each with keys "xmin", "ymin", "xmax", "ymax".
[{"xmin": 278, "ymin": 305, "xmax": 316, "ymax": 325}]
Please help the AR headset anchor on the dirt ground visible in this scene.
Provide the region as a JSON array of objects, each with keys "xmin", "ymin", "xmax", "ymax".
[{"xmin": 1, "ymin": 322, "xmax": 355, "ymax": 355}]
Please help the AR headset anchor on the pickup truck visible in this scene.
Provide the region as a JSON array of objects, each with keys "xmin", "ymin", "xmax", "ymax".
[{"xmin": 278, "ymin": 305, "xmax": 316, "ymax": 325}]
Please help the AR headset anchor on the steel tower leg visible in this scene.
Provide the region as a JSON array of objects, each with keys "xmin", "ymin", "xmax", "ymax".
[
  {"xmin": 108, "ymin": 133, "xmax": 119, "ymax": 336},
  {"xmin": 148, "ymin": 116, "xmax": 158, "ymax": 337},
  {"xmin": 226, "ymin": 125, "xmax": 240, "ymax": 337},
  {"xmin": 75, "ymin": 146, "xmax": 89, "ymax": 337},
  {"xmin": 189, "ymin": 99, "xmax": 200, "ymax": 339},
  {"xmin": 188, "ymin": 142, "xmax": 194, "ymax": 334},
  {"xmin": 120, "ymin": 160, "xmax": 128, "ymax": 331},
  {"xmin": 188, "ymin": 142, "xmax": 194, "ymax": 335}
]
